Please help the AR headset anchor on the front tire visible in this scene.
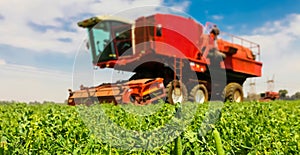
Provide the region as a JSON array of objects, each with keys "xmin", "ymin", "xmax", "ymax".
[
  {"xmin": 166, "ymin": 80, "xmax": 188, "ymax": 104},
  {"xmin": 223, "ymin": 83, "xmax": 243, "ymax": 102}
]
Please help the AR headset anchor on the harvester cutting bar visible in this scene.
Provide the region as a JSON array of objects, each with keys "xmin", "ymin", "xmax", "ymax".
[
  {"xmin": 68, "ymin": 78, "xmax": 166, "ymax": 105},
  {"xmin": 68, "ymin": 83, "xmax": 123, "ymax": 105}
]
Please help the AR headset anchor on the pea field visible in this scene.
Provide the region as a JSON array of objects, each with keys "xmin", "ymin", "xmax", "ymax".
[{"xmin": 0, "ymin": 100, "xmax": 299, "ymax": 154}]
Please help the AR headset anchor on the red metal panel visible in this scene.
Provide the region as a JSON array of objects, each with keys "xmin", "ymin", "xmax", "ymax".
[
  {"xmin": 152, "ymin": 14, "xmax": 203, "ymax": 59},
  {"xmin": 222, "ymin": 57, "xmax": 262, "ymax": 77},
  {"xmin": 218, "ymin": 39, "xmax": 262, "ymax": 77}
]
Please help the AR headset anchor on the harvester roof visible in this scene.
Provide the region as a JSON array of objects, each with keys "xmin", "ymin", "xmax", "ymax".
[{"xmin": 77, "ymin": 15, "xmax": 133, "ymax": 28}]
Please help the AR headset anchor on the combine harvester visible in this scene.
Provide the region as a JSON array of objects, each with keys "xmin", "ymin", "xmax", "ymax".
[
  {"xmin": 260, "ymin": 76, "xmax": 279, "ymax": 101},
  {"xmin": 68, "ymin": 14, "xmax": 262, "ymax": 105}
]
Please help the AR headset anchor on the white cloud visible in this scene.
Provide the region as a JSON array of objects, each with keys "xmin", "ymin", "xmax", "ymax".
[
  {"xmin": 0, "ymin": 59, "xmax": 6, "ymax": 65},
  {"xmin": 0, "ymin": 14, "xmax": 4, "ymax": 20},
  {"xmin": 166, "ymin": 0, "xmax": 190, "ymax": 12},
  {"xmin": 0, "ymin": 63, "xmax": 71, "ymax": 103},
  {"xmin": 0, "ymin": 0, "xmax": 190, "ymax": 54},
  {"xmin": 0, "ymin": 52, "xmax": 133, "ymax": 103},
  {"xmin": 212, "ymin": 15, "xmax": 223, "ymax": 20},
  {"xmin": 242, "ymin": 14, "xmax": 300, "ymax": 95}
]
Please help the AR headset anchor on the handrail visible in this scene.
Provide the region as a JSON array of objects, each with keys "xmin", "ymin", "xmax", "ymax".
[{"xmin": 219, "ymin": 32, "xmax": 261, "ymax": 61}]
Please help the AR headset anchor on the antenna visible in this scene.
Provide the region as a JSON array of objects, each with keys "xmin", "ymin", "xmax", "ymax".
[
  {"xmin": 249, "ymin": 79, "xmax": 256, "ymax": 95},
  {"xmin": 266, "ymin": 74, "xmax": 275, "ymax": 92},
  {"xmin": 247, "ymin": 79, "xmax": 257, "ymax": 101}
]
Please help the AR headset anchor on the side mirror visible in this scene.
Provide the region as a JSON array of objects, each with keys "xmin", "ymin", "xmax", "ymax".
[{"xmin": 156, "ymin": 24, "xmax": 162, "ymax": 37}]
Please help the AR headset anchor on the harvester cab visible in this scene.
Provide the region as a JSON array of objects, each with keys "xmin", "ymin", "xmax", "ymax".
[{"xmin": 78, "ymin": 16, "xmax": 134, "ymax": 68}]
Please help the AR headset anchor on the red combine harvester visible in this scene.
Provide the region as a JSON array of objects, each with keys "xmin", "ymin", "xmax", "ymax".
[
  {"xmin": 259, "ymin": 76, "xmax": 279, "ymax": 101},
  {"xmin": 68, "ymin": 14, "xmax": 262, "ymax": 105},
  {"xmin": 259, "ymin": 91, "xmax": 279, "ymax": 101}
]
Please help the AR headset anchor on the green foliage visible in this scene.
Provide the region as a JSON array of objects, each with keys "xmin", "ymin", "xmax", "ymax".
[{"xmin": 0, "ymin": 101, "xmax": 299, "ymax": 154}]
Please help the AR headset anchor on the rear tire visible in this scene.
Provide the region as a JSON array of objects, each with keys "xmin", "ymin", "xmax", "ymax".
[
  {"xmin": 189, "ymin": 84, "xmax": 208, "ymax": 104},
  {"xmin": 84, "ymin": 97, "xmax": 95, "ymax": 106},
  {"xmin": 166, "ymin": 80, "xmax": 188, "ymax": 104},
  {"xmin": 223, "ymin": 83, "xmax": 243, "ymax": 102}
]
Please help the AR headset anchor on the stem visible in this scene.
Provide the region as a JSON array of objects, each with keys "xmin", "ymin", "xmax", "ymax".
[
  {"xmin": 174, "ymin": 135, "xmax": 182, "ymax": 155},
  {"xmin": 213, "ymin": 129, "xmax": 225, "ymax": 155}
]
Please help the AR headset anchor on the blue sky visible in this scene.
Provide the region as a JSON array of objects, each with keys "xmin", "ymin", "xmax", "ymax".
[
  {"xmin": 1, "ymin": 0, "xmax": 300, "ymax": 102},
  {"xmin": 189, "ymin": 0, "xmax": 300, "ymax": 34}
]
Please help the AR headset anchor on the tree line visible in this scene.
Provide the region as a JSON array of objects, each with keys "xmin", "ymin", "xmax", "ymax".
[{"xmin": 278, "ymin": 89, "xmax": 300, "ymax": 100}]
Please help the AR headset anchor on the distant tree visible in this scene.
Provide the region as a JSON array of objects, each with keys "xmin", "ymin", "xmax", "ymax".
[
  {"xmin": 43, "ymin": 101, "xmax": 55, "ymax": 104},
  {"xmin": 291, "ymin": 92, "xmax": 300, "ymax": 100},
  {"xmin": 278, "ymin": 89, "xmax": 288, "ymax": 99},
  {"xmin": 29, "ymin": 101, "xmax": 41, "ymax": 104}
]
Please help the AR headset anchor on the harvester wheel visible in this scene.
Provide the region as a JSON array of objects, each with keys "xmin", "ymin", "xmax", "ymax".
[
  {"xmin": 166, "ymin": 80, "xmax": 188, "ymax": 104},
  {"xmin": 129, "ymin": 94, "xmax": 142, "ymax": 105},
  {"xmin": 189, "ymin": 84, "xmax": 208, "ymax": 104},
  {"xmin": 84, "ymin": 97, "xmax": 95, "ymax": 106},
  {"xmin": 223, "ymin": 82, "xmax": 243, "ymax": 102}
]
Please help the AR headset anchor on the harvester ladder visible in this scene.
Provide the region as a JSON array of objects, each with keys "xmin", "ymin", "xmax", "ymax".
[{"xmin": 174, "ymin": 57, "xmax": 183, "ymax": 81}]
